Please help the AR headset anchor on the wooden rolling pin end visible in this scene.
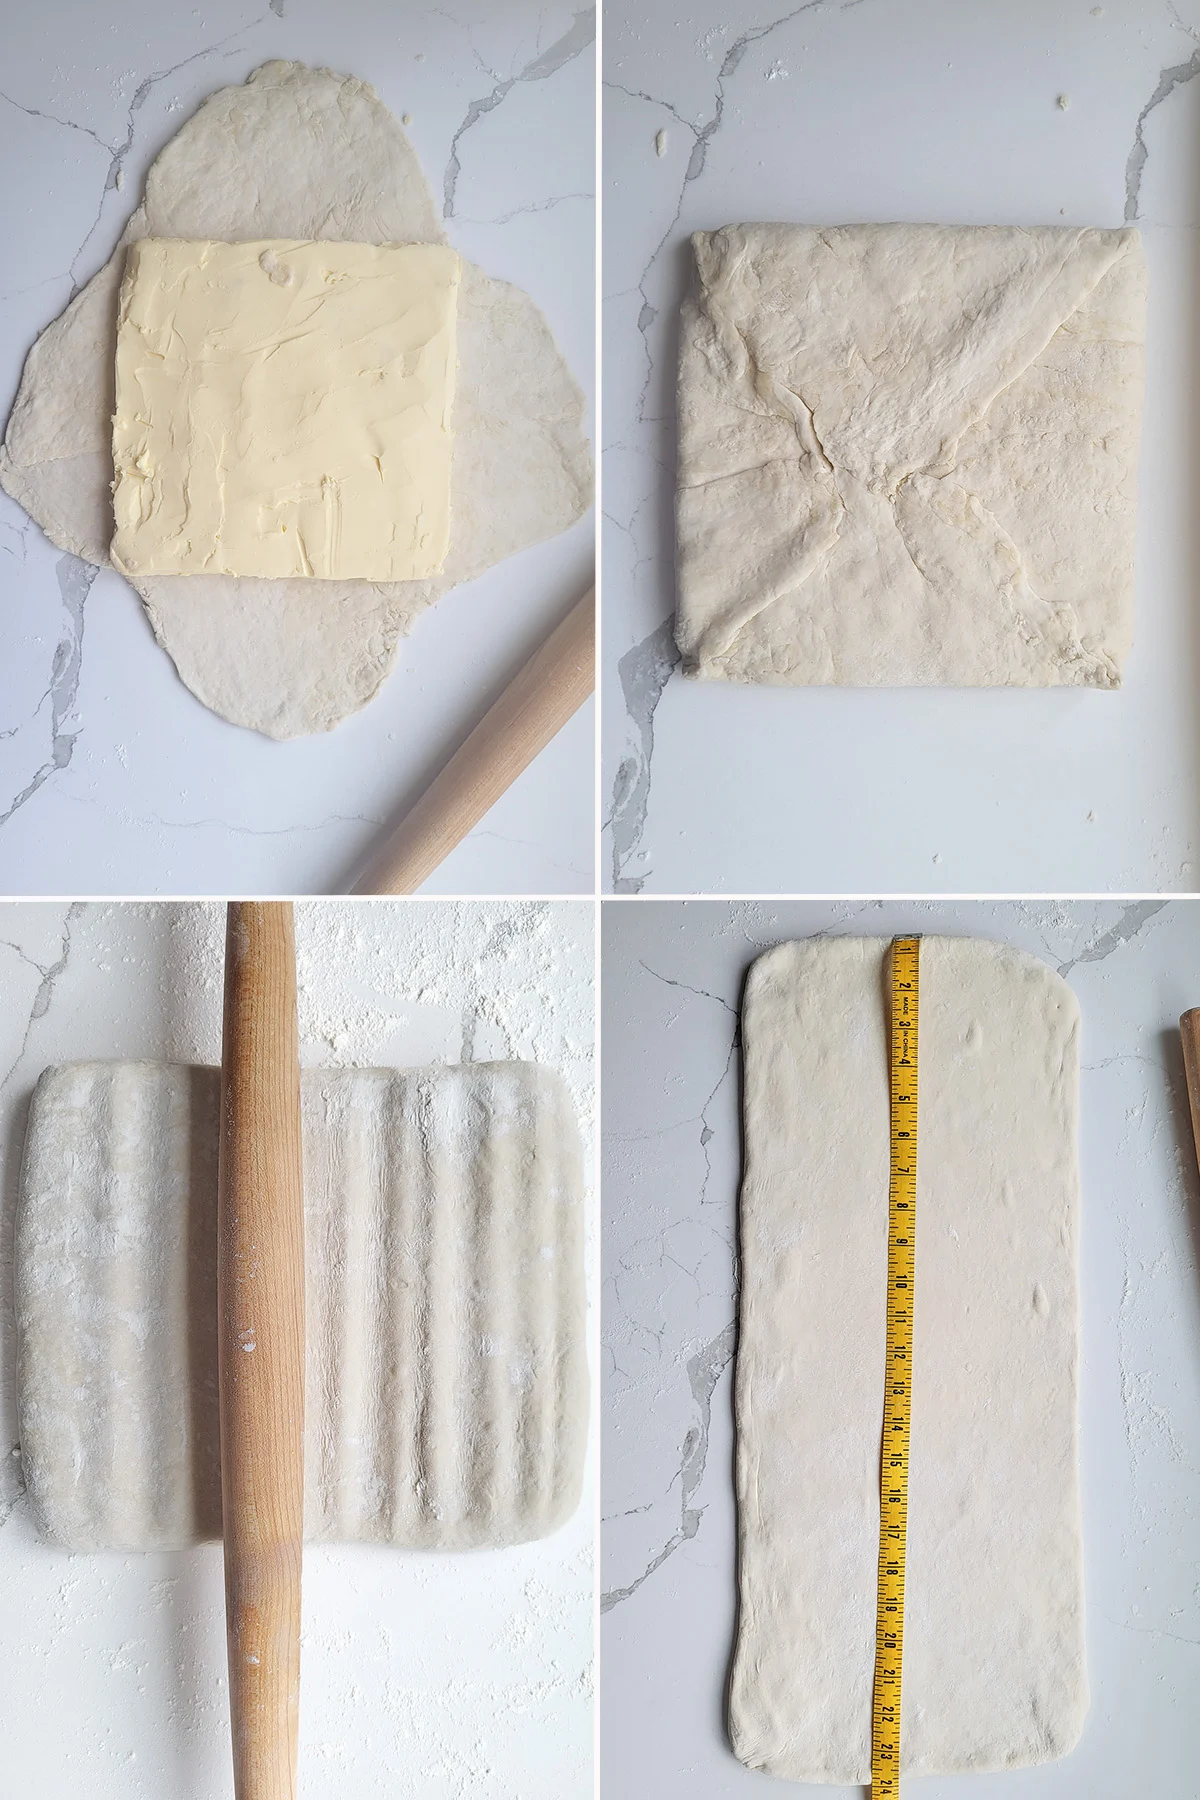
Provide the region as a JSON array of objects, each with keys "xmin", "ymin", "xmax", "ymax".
[
  {"xmin": 354, "ymin": 586, "xmax": 595, "ymax": 895},
  {"xmin": 1179, "ymin": 1010, "xmax": 1200, "ymax": 1167}
]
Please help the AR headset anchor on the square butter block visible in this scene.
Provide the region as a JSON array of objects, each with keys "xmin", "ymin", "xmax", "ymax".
[
  {"xmin": 676, "ymin": 223, "xmax": 1146, "ymax": 687},
  {"xmin": 111, "ymin": 237, "xmax": 459, "ymax": 581}
]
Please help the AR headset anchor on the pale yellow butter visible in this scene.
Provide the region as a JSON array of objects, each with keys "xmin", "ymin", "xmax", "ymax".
[{"xmin": 111, "ymin": 237, "xmax": 459, "ymax": 581}]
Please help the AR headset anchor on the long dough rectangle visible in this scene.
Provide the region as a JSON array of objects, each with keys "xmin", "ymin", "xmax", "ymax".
[
  {"xmin": 731, "ymin": 937, "xmax": 1085, "ymax": 1781},
  {"xmin": 676, "ymin": 223, "xmax": 1146, "ymax": 687},
  {"xmin": 17, "ymin": 1060, "xmax": 587, "ymax": 1552}
]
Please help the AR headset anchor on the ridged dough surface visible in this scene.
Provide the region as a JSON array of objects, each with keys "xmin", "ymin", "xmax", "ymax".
[{"xmin": 17, "ymin": 1059, "xmax": 587, "ymax": 1552}]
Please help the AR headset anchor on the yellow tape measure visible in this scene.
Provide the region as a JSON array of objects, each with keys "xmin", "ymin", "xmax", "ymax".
[{"xmin": 871, "ymin": 936, "xmax": 919, "ymax": 1800}]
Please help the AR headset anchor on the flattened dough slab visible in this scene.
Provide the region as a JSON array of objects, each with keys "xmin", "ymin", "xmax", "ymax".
[
  {"xmin": 731, "ymin": 937, "xmax": 1085, "ymax": 1781},
  {"xmin": 676, "ymin": 223, "xmax": 1145, "ymax": 687},
  {"xmin": 18, "ymin": 1060, "xmax": 587, "ymax": 1552},
  {"xmin": 0, "ymin": 61, "xmax": 592, "ymax": 737}
]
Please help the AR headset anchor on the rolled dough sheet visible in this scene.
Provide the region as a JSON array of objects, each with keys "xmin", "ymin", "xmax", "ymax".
[
  {"xmin": 17, "ymin": 1060, "xmax": 587, "ymax": 1552},
  {"xmin": 0, "ymin": 61, "xmax": 592, "ymax": 737},
  {"xmin": 676, "ymin": 223, "xmax": 1145, "ymax": 687},
  {"xmin": 731, "ymin": 937, "xmax": 1085, "ymax": 1782}
]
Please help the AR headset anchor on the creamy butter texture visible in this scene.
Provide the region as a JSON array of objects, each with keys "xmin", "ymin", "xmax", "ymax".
[{"xmin": 111, "ymin": 237, "xmax": 459, "ymax": 581}]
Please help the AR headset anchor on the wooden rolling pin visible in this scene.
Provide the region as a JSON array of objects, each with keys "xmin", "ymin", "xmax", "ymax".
[
  {"xmin": 353, "ymin": 586, "xmax": 594, "ymax": 894},
  {"xmin": 1180, "ymin": 1008, "xmax": 1200, "ymax": 1176},
  {"xmin": 218, "ymin": 902, "xmax": 306, "ymax": 1800}
]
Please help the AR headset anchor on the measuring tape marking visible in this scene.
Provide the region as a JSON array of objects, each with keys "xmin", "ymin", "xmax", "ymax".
[{"xmin": 870, "ymin": 936, "xmax": 919, "ymax": 1799}]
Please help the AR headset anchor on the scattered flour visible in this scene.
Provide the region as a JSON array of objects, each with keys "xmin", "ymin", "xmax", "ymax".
[{"xmin": 0, "ymin": 899, "xmax": 594, "ymax": 1798}]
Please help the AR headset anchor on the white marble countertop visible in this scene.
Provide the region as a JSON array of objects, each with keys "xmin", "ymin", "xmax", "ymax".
[
  {"xmin": 602, "ymin": 898, "xmax": 1200, "ymax": 1794},
  {"xmin": 603, "ymin": 1, "xmax": 1200, "ymax": 895},
  {"xmin": 0, "ymin": 1, "xmax": 595, "ymax": 896},
  {"xmin": 0, "ymin": 898, "xmax": 594, "ymax": 1796}
]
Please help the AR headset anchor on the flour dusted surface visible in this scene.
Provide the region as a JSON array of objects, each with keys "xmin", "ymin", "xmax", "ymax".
[{"xmin": 18, "ymin": 1059, "xmax": 586, "ymax": 1551}]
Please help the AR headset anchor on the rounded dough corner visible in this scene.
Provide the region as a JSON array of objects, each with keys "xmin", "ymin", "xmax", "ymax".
[{"xmin": 942, "ymin": 937, "xmax": 1081, "ymax": 1024}]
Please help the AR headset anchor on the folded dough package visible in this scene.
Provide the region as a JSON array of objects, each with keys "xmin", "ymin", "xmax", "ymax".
[
  {"xmin": 676, "ymin": 223, "xmax": 1146, "ymax": 687},
  {"xmin": 731, "ymin": 937, "xmax": 1085, "ymax": 1782},
  {"xmin": 17, "ymin": 1060, "xmax": 587, "ymax": 1553}
]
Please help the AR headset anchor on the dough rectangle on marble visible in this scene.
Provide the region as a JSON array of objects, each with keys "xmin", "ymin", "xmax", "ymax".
[
  {"xmin": 676, "ymin": 223, "xmax": 1146, "ymax": 687},
  {"xmin": 731, "ymin": 937, "xmax": 1085, "ymax": 1782},
  {"xmin": 111, "ymin": 237, "xmax": 459, "ymax": 582},
  {"xmin": 17, "ymin": 1060, "xmax": 586, "ymax": 1552}
]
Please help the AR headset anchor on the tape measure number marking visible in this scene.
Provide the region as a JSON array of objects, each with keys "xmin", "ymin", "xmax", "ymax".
[{"xmin": 870, "ymin": 935, "xmax": 919, "ymax": 1800}]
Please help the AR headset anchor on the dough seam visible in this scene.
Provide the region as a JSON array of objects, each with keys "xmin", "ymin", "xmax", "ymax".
[{"xmin": 677, "ymin": 222, "xmax": 1145, "ymax": 686}]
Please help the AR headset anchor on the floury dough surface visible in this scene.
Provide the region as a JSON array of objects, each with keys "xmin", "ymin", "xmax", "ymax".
[
  {"xmin": 731, "ymin": 936, "xmax": 1086, "ymax": 1781},
  {"xmin": 0, "ymin": 61, "xmax": 592, "ymax": 738},
  {"xmin": 0, "ymin": 897, "xmax": 595, "ymax": 1794},
  {"xmin": 676, "ymin": 223, "xmax": 1145, "ymax": 687},
  {"xmin": 18, "ymin": 1058, "xmax": 587, "ymax": 1552},
  {"xmin": 111, "ymin": 239, "xmax": 460, "ymax": 583}
]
